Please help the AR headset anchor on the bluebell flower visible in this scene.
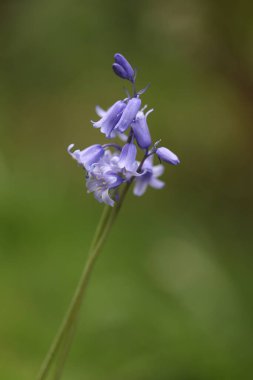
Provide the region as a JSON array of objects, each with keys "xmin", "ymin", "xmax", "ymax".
[
  {"xmin": 114, "ymin": 97, "xmax": 141, "ymax": 133},
  {"xmin": 131, "ymin": 106, "xmax": 153, "ymax": 149},
  {"xmin": 68, "ymin": 144, "xmax": 105, "ymax": 170},
  {"xmin": 113, "ymin": 53, "xmax": 135, "ymax": 82},
  {"xmin": 68, "ymin": 53, "xmax": 180, "ymax": 206},
  {"xmin": 133, "ymin": 156, "xmax": 165, "ymax": 196},
  {"xmin": 118, "ymin": 142, "xmax": 139, "ymax": 173},
  {"xmin": 92, "ymin": 100, "xmax": 126, "ymax": 138},
  {"xmin": 156, "ymin": 147, "xmax": 180, "ymax": 165},
  {"xmin": 95, "ymin": 105, "xmax": 128, "ymax": 141},
  {"xmin": 86, "ymin": 151, "xmax": 124, "ymax": 207}
]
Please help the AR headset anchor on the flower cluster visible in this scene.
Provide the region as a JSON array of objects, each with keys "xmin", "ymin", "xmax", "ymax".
[{"xmin": 68, "ymin": 53, "xmax": 180, "ymax": 206}]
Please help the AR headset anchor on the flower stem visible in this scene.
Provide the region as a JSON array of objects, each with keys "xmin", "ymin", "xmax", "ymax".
[
  {"xmin": 53, "ymin": 321, "xmax": 77, "ymax": 380},
  {"xmin": 36, "ymin": 183, "xmax": 131, "ymax": 380}
]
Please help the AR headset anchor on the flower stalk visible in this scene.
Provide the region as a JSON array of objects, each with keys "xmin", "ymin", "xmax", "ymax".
[
  {"xmin": 36, "ymin": 52, "xmax": 180, "ymax": 380},
  {"xmin": 36, "ymin": 182, "xmax": 131, "ymax": 380}
]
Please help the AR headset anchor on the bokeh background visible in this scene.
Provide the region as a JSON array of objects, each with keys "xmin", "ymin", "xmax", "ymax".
[{"xmin": 1, "ymin": 0, "xmax": 253, "ymax": 379}]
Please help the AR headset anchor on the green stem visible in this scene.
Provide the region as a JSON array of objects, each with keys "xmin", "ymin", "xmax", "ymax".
[
  {"xmin": 36, "ymin": 182, "xmax": 131, "ymax": 380},
  {"xmin": 53, "ymin": 322, "xmax": 76, "ymax": 380}
]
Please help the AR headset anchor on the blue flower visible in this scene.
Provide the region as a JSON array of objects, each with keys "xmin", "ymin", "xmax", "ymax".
[
  {"xmin": 95, "ymin": 105, "xmax": 128, "ymax": 141},
  {"xmin": 118, "ymin": 142, "xmax": 139, "ymax": 174},
  {"xmin": 68, "ymin": 53, "xmax": 180, "ymax": 206},
  {"xmin": 86, "ymin": 151, "xmax": 124, "ymax": 207},
  {"xmin": 113, "ymin": 53, "xmax": 135, "ymax": 82},
  {"xmin": 131, "ymin": 106, "xmax": 153, "ymax": 149},
  {"xmin": 156, "ymin": 147, "xmax": 180, "ymax": 165},
  {"xmin": 114, "ymin": 97, "xmax": 141, "ymax": 133},
  {"xmin": 92, "ymin": 100, "xmax": 126, "ymax": 138},
  {"xmin": 133, "ymin": 156, "xmax": 165, "ymax": 196},
  {"xmin": 68, "ymin": 144, "xmax": 105, "ymax": 170}
]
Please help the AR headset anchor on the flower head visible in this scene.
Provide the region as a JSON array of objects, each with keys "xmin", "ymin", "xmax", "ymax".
[{"xmin": 68, "ymin": 53, "xmax": 180, "ymax": 206}]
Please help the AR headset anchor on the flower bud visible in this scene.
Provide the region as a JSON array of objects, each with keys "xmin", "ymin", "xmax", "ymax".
[
  {"xmin": 114, "ymin": 53, "xmax": 135, "ymax": 82},
  {"xmin": 156, "ymin": 147, "xmax": 180, "ymax": 165},
  {"xmin": 112, "ymin": 63, "xmax": 129, "ymax": 80}
]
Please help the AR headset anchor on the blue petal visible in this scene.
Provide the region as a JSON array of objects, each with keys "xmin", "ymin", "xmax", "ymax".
[
  {"xmin": 115, "ymin": 98, "xmax": 141, "ymax": 133},
  {"xmin": 118, "ymin": 143, "xmax": 137, "ymax": 171},
  {"xmin": 133, "ymin": 177, "xmax": 149, "ymax": 196},
  {"xmin": 105, "ymin": 173, "xmax": 123, "ymax": 188},
  {"xmin": 150, "ymin": 178, "xmax": 165, "ymax": 189},
  {"xmin": 132, "ymin": 110, "xmax": 152, "ymax": 149},
  {"xmin": 68, "ymin": 144, "xmax": 104, "ymax": 170},
  {"xmin": 112, "ymin": 63, "xmax": 129, "ymax": 80},
  {"xmin": 92, "ymin": 100, "xmax": 126, "ymax": 138},
  {"xmin": 102, "ymin": 189, "xmax": 115, "ymax": 207}
]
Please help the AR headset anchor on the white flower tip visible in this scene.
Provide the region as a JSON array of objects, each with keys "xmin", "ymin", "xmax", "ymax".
[{"xmin": 67, "ymin": 144, "xmax": 75, "ymax": 153}]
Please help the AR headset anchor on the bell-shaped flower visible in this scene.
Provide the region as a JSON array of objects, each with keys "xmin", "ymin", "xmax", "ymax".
[
  {"xmin": 113, "ymin": 53, "xmax": 135, "ymax": 82},
  {"xmin": 133, "ymin": 156, "xmax": 165, "ymax": 196},
  {"xmin": 156, "ymin": 147, "xmax": 180, "ymax": 165},
  {"xmin": 68, "ymin": 144, "xmax": 105, "ymax": 170},
  {"xmin": 115, "ymin": 97, "xmax": 141, "ymax": 133},
  {"xmin": 118, "ymin": 142, "xmax": 138, "ymax": 173},
  {"xmin": 131, "ymin": 107, "xmax": 153, "ymax": 149},
  {"xmin": 95, "ymin": 105, "xmax": 128, "ymax": 141},
  {"xmin": 92, "ymin": 100, "xmax": 126, "ymax": 138}
]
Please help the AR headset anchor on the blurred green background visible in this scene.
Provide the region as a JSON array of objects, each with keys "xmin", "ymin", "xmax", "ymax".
[{"xmin": 1, "ymin": 0, "xmax": 253, "ymax": 379}]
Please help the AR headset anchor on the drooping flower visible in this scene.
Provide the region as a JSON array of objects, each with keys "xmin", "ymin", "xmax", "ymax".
[
  {"xmin": 68, "ymin": 144, "xmax": 105, "ymax": 170},
  {"xmin": 156, "ymin": 147, "xmax": 180, "ymax": 165},
  {"xmin": 133, "ymin": 156, "xmax": 165, "ymax": 196},
  {"xmin": 118, "ymin": 142, "xmax": 138, "ymax": 173},
  {"xmin": 92, "ymin": 100, "xmax": 126, "ymax": 138},
  {"xmin": 113, "ymin": 53, "xmax": 135, "ymax": 82},
  {"xmin": 95, "ymin": 105, "xmax": 128, "ymax": 141},
  {"xmin": 86, "ymin": 150, "xmax": 124, "ymax": 207},
  {"xmin": 114, "ymin": 97, "xmax": 141, "ymax": 133},
  {"xmin": 131, "ymin": 107, "xmax": 153, "ymax": 149}
]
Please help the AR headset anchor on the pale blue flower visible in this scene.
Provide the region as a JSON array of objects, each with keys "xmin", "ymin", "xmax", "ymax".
[
  {"xmin": 131, "ymin": 106, "xmax": 153, "ymax": 149},
  {"xmin": 68, "ymin": 53, "xmax": 180, "ymax": 206},
  {"xmin": 92, "ymin": 100, "xmax": 126, "ymax": 138},
  {"xmin": 118, "ymin": 142, "xmax": 139, "ymax": 174},
  {"xmin": 95, "ymin": 105, "xmax": 128, "ymax": 141},
  {"xmin": 68, "ymin": 144, "xmax": 104, "ymax": 170}
]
